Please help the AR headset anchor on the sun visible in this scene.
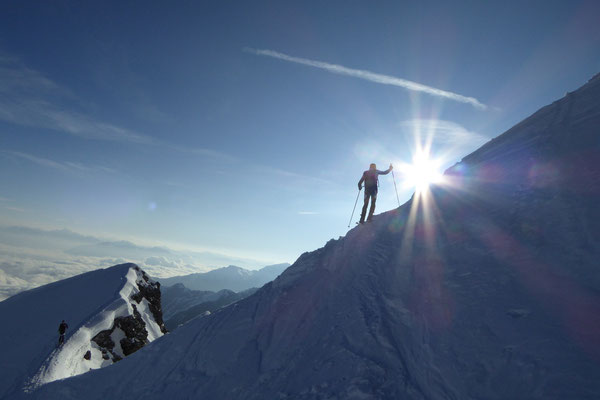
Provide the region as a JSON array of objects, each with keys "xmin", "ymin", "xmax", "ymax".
[{"xmin": 400, "ymin": 150, "xmax": 443, "ymax": 192}]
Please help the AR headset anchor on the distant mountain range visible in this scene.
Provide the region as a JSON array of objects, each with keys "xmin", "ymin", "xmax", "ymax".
[
  {"xmin": 162, "ymin": 284, "xmax": 258, "ymax": 330},
  {"xmin": 158, "ymin": 263, "xmax": 290, "ymax": 292},
  {"xmin": 160, "ymin": 283, "xmax": 219, "ymax": 317}
]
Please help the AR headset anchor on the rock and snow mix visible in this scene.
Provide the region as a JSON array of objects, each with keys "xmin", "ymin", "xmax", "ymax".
[
  {"xmin": 27, "ymin": 265, "xmax": 166, "ymax": 388},
  {"xmin": 0, "ymin": 263, "xmax": 166, "ymax": 398}
]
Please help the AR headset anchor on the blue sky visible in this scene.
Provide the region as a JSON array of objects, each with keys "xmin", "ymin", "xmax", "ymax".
[{"xmin": 1, "ymin": 0, "xmax": 599, "ymax": 277}]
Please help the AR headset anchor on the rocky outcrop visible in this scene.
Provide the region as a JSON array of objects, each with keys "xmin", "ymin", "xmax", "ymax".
[
  {"xmin": 24, "ymin": 264, "xmax": 169, "ymax": 390},
  {"xmin": 91, "ymin": 266, "xmax": 167, "ymax": 363},
  {"xmin": 92, "ymin": 304, "xmax": 149, "ymax": 361},
  {"xmin": 130, "ymin": 266, "xmax": 167, "ymax": 334},
  {"xmin": 91, "ymin": 329, "xmax": 116, "ymax": 357},
  {"xmin": 116, "ymin": 305, "xmax": 149, "ymax": 355}
]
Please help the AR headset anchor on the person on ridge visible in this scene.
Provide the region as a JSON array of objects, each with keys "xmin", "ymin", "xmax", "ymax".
[
  {"xmin": 358, "ymin": 163, "xmax": 393, "ymax": 223},
  {"xmin": 58, "ymin": 320, "xmax": 68, "ymax": 347}
]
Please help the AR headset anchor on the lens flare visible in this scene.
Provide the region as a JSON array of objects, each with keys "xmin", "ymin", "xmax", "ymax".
[{"xmin": 400, "ymin": 150, "xmax": 443, "ymax": 192}]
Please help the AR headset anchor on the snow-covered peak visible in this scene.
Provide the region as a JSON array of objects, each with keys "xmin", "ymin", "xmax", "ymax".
[
  {"xmin": 0, "ymin": 263, "xmax": 166, "ymax": 398},
  {"xmin": 26, "ymin": 264, "xmax": 167, "ymax": 389},
  {"xmin": 225, "ymin": 265, "xmax": 251, "ymax": 276}
]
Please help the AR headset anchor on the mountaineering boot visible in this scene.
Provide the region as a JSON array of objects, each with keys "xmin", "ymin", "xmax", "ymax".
[{"xmin": 359, "ymin": 203, "xmax": 368, "ymax": 224}]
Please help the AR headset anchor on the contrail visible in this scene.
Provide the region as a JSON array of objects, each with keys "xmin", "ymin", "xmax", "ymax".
[{"xmin": 245, "ymin": 48, "xmax": 487, "ymax": 110}]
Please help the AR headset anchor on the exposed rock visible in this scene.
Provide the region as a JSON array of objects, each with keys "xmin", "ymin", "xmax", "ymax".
[
  {"xmin": 91, "ymin": 266, "xmax": 167, "ymax": 362},
  {"xmin": 131, "ymin": 266, "xmax": 168, "ymax": 334},
  {"xmin": 115, "ymin": 305, "xmax": 148, "ymax": 356},
  {"xmin": 22, "ymin": 264, "xmax": 169, "ymax": 390},
  {"xmin": 90, "ymin": 266, "xmax": 168, "ymax": 365},
  {"xmin": 92, "ymin": 330, "xmax": 115, "ymax": 352},
  {"xmin": 91, "ymin": 330, "xmax": 119, "ymax": 362},
  {"xmin": 92, "ymin": 304, "xmax": 149, "ymax": 360}
]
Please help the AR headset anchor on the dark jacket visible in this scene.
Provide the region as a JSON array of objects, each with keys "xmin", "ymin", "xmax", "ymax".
[
  {"xmin": 58, "ymin": 322, "xmax": 68, "ymax": 335},
  {"xmin": 358, "ymin": 167, "xmax": 392, "ymax": 191}
]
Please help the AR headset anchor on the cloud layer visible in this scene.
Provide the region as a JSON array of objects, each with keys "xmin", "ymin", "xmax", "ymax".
[
  {"xmin": 0, "ymin": 225, "xmax": 275, "ymax": 301},
  {"xmin": 245, "ymin": 48, "xmax": 488, "ymax": 110}
]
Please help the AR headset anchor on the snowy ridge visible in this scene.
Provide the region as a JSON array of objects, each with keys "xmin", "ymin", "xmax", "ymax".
[
  {"xmin": 27, "ymin": 265, "xmax": 165, "ymax": 388},
  {"xmin": 20, "ymin": 74, "xmax": 600, "ymax": 399}
]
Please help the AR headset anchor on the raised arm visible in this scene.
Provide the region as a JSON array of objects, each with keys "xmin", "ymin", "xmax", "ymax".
[{"xmin": 377, "ymin": 163, "xmax": 393, "ymax": 175}]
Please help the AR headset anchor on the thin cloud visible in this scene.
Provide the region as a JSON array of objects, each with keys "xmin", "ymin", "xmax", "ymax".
[
  {"xmin": 0, "ymin": 55, "xmax": 234, "ymax": 162},
  {"xmin": 0, "ymin": 54, "xmax": 64, "ymax": 94},
  {"xmin": 245, "ymin": 48, "xmax": 488, "ymax": 110},
  {"xmin": 399, "ymin": 119, "xmax": 490, "ymax": 153},
  {"xmin": 3, "ymin": 151, "xmax": 116, "ymax": 174},
  {"xmin": 0, "ymin": 99, "xmax": 156, "ymax": 145},
  {"xmin": 354, "ymin": 119, "xmax": 490, "ymax": 169},
  {"xmin": 1, "ymin": 53, "xmax": 337, "ymax": 191},
  {"xmin": 255, "ymin": 165, "xmax": 333, "ymax": 186},
  {"xmin": 6, "ymin": 151, "xmax": 69, "ymax": 171},
  {"xmin": 169, "ymin": 144, "xmax": 240, "ymax": 163},
  {"xmin": 395, "ymin": 119, "xmax": 492, "ymax": 171},
  {"xmin": 0, "ymin": 56, "xmax": 156, "ymax": 144},
  {"xmin": 2, "ymin": 206, "xmax": 26, "ymax": 213}
]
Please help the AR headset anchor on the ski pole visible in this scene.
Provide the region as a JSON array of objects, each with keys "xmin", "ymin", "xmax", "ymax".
[
  {"xmin": 348, "ymin": 188, "xmax": 362, "ymax": 227},
  {"xmin": 391, "ymin": 169, "xmax": 401, "ymax": 207}
]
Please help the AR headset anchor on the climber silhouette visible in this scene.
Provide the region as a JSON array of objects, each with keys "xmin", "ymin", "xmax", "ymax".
[
  {"xmin": 57, "ymin": 320, "xmax": 68, "ymax": 347},
  {"xmin": 358, "ymin": 163, "xmax": 393, "ymax": 223}
]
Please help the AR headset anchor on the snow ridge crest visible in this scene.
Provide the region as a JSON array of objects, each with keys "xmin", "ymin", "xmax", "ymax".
[{"xmin": 26, "ymin": 264, "xmax": 166, "ymax": 390}]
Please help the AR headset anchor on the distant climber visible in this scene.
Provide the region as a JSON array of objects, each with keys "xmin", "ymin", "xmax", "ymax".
[
  {"xmin": 58, "ymin": 320, "xmax": 68, "ymax": 347},
  {"xmin": 358, "ymin": 163, "xmax": 393, "ymax": 223}
]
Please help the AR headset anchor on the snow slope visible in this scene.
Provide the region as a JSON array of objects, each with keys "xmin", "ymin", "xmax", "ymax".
[
  {"xmin": 21, "ymin": 75, "xmax": 600, "ymax": 399},
  {"xmin": 0, "ymin": 263, "xmax": 166, "ymax": 399}
]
